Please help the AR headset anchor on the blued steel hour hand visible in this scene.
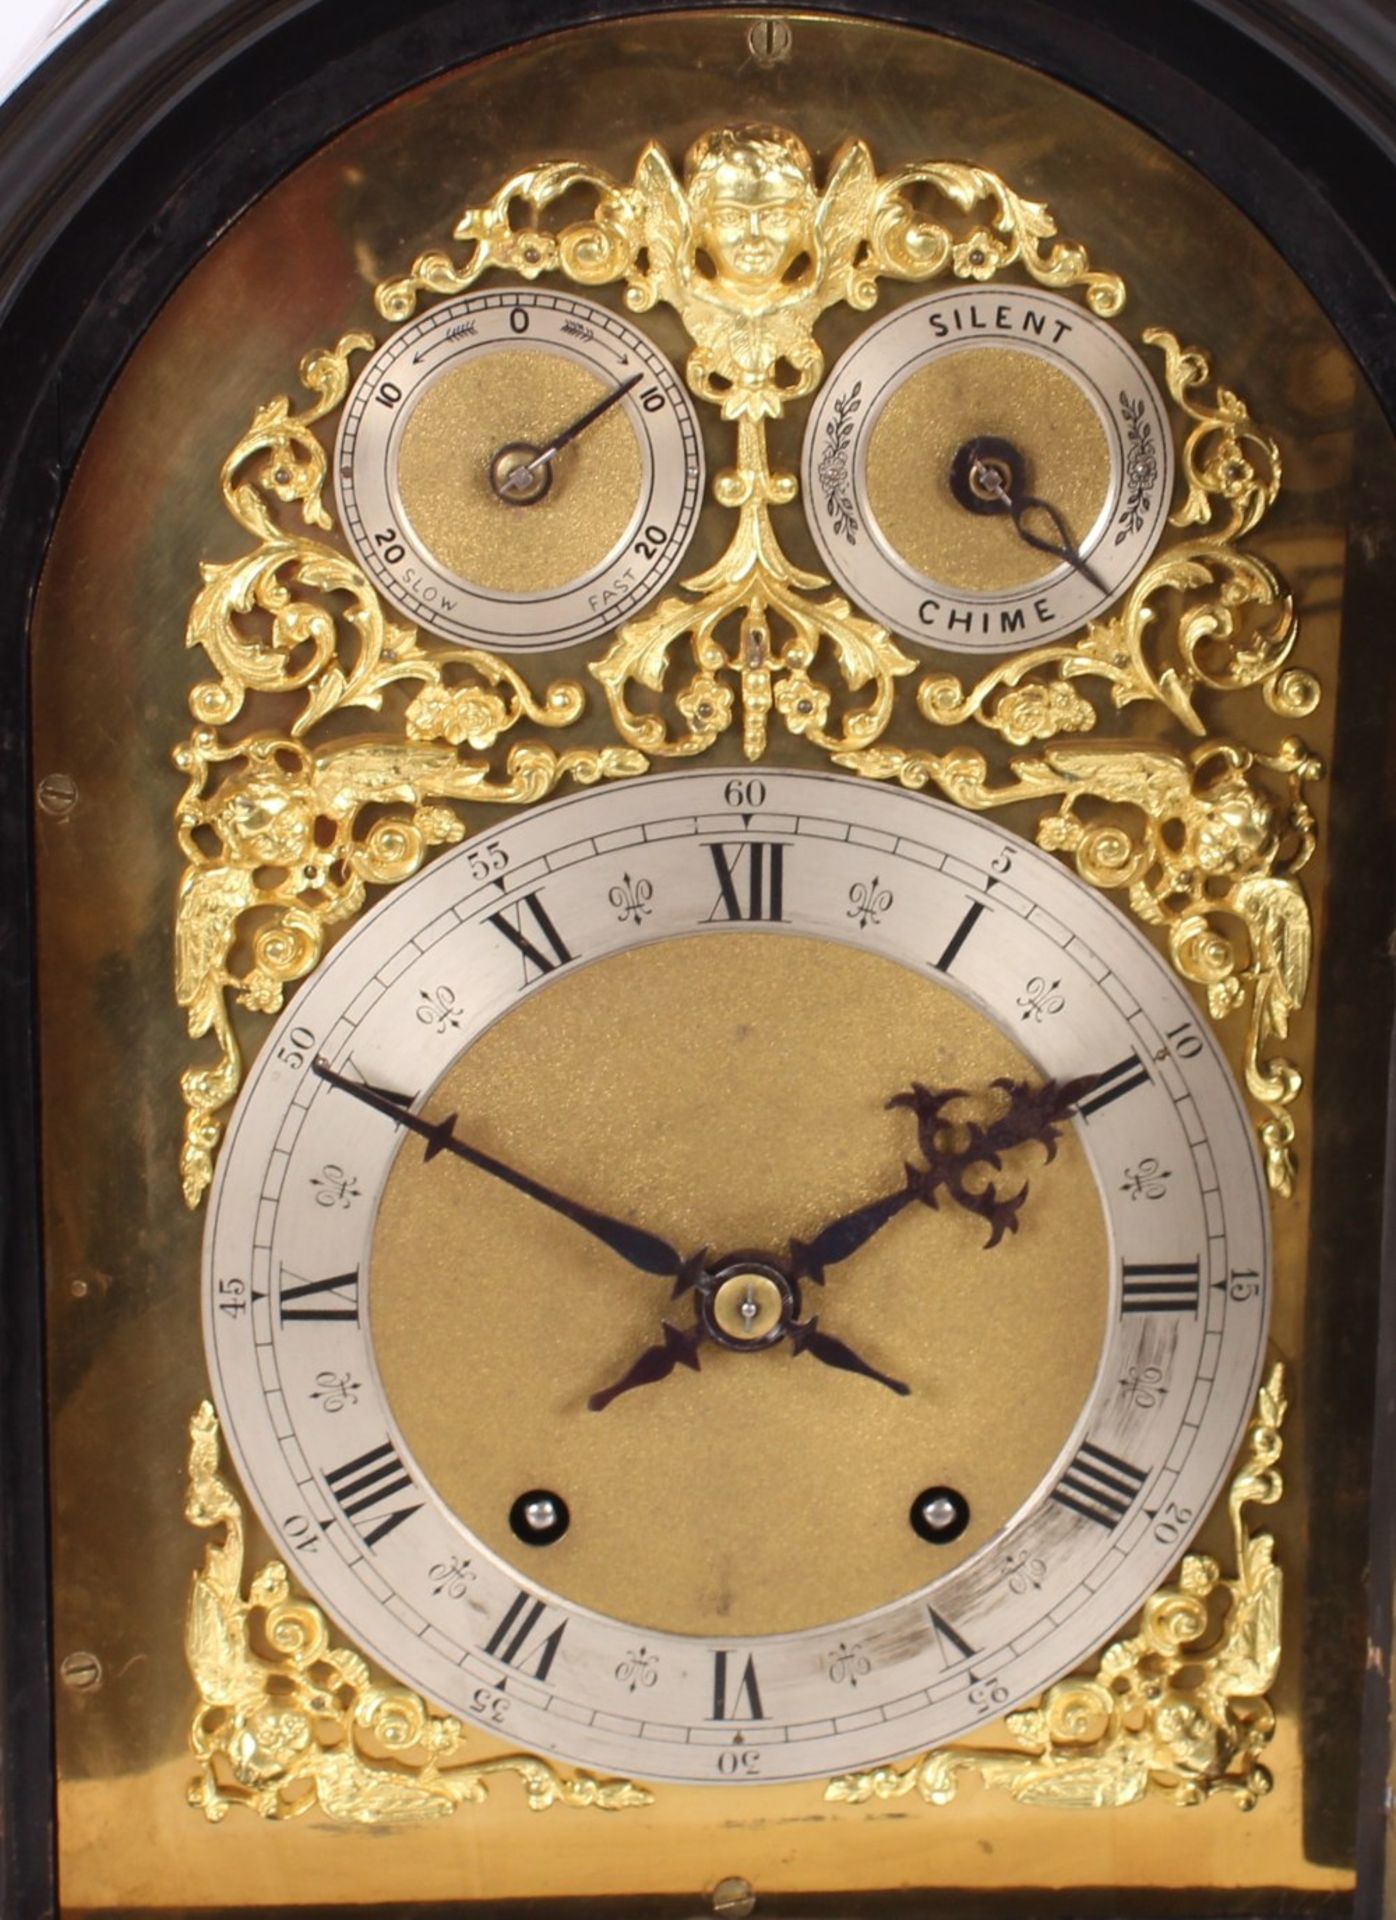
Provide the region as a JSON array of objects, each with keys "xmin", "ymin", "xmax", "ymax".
[
  {"xmin": 312, "ymin": 1059, "xmax": 683, "ymax": 1279},
  {"xmin": 587, "ymin": 1292, "xmax": 910, "ymax": 1413}
]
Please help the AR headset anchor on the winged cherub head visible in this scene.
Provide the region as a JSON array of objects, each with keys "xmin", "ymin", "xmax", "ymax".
[{"xmin": 684, "ymin": 125, "xmax": 819, "ymax": 295}]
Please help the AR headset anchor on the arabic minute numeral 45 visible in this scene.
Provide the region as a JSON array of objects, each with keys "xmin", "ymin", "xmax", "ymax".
[{"xmin": 217, "ymin": 1275, "xmax": 246, "ymax": 1320}]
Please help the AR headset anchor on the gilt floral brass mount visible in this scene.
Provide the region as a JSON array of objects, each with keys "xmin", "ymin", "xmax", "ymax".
[
  {"xmin": 827, "ymin": 1366, "xmax": 1286, "ymax": 1813},
  {"xmin": 185, "ymin": 1404, "xmax": 650, "ymax": 1824},
  {"xmin": 174, "ymin": 124, "xmax": 1320, "ymax": 1208},
  {"xmin": 183, "ymin": 1367, "xmax": 1286, "ymax": 1825}
]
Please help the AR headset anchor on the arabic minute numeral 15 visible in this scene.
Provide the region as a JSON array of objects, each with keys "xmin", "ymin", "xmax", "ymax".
[{"xmin": 217, "ymin": 1276, "xmax": 246, "ymax": 1320}]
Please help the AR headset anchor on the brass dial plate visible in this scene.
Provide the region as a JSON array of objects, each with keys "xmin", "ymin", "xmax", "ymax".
[
  {"xmin": 864, "ymin": 346, "xmax": 1111, "ymax": 592},
  {"xmin": 395, "ymin": 350, "xmax": 643, "ymax": 594},
  {"xmin": 29, "ymin": 3, "xmax": 1371, "ymax": 1908}
]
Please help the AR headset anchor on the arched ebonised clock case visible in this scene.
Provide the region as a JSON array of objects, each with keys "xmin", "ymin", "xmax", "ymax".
[{"xmin": 2, "ymin": 3, "xmax": 1395, "ymax": 1916}]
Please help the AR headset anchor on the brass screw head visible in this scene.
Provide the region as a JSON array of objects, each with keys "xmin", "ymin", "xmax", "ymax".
[
  {"xmin": 711, "ymin": 1879, "xmax": 756, "ymax": 1919},
  {"xmin": 746, "ymin": 18, "xmax": 792, "ymax": 66},
  {"xmin": 60, "ymin": 1651, "xmax": 103, "ymax": 1692},
  {"xmin": 710, "ymin": 1270, "xmax": 785, "ymax": 1344},
  {"xmin": 36, "ymin": 772, "xmax": 79, "ymax": 818}
]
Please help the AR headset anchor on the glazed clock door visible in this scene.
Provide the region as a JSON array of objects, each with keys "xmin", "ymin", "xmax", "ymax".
[{"xmin": 4, "ymin": 4, "xmax": 1396, "ymax": 1919}]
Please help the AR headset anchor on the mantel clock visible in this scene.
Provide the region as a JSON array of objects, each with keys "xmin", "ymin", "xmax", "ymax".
[{"xmin": 3, "ymin": 3, "xmax": 1395, "ymax": 1917}]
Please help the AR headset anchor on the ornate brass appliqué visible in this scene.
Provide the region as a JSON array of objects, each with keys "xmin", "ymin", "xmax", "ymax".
[
  {"xmin": 174, "ymin": 125, "xmax": 1319, "ymax": 1199},
  {"xmin": 185, "ymin": 1404, "xmax": 651, "ymax": 1823},
  {"xmin": 827, "ymin": 1366, "xmax": 1286, "ymax": 1812}
]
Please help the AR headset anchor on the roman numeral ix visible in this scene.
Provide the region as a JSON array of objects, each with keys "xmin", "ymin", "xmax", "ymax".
[{"xmin": 278, "ymin": 1267, "xmax": 360, "ymax": 1324}]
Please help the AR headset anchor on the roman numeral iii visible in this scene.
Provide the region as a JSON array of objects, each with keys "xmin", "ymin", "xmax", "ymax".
[{"xmin": 1121, "ymin": 1258, "xmax": 1201, "ymax": 1315}]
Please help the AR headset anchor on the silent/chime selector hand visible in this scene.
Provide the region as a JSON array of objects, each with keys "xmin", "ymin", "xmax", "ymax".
[
  {"xmin": 317, "ymin": 1058, "xmax": 1101, "ymax": 1412},
  {"xmin": 948, "ymin": 434, "xmax": 1109, "ymax": 595},
  {"xmin": 802, "ymin": 283, "xmax": 1173, "ymax": 652}
]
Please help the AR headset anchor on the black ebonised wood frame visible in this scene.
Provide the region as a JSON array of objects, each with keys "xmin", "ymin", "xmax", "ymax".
[{"xmin": 1, "ymin": 3, "xmax": 1392, "ymax": 1915}]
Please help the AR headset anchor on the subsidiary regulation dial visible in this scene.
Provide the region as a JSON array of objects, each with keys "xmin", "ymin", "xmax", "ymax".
[
  {"xmin": 802, "ymin": 286, "xmax": 1174, "ymax": 653},
  {"xmin": 335, "ymin": 288, "xmax": 705, "ymax": 651}
]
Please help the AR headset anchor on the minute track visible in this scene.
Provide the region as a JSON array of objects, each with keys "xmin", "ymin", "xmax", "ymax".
[{"xmin": 205, "ymin": 767, "xmax": 1269, "ymax": 1785}]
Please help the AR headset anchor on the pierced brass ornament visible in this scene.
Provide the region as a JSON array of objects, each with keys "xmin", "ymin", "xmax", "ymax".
[
  {"xmin": 174, "ymin": 333, "xmax": 643, "ymax": 1205},
  {"xmin": 184, "ymin": 1403, "xmax": 651, "ymax": 1824},
  {"xmin": 379, "ymin": 129, "xmax": 1124, "ymax": 762},
  {"xmin": 827, "ymin": 1364, "xmax": 1285, "ymax": 1813},
  {"xmin": 912, "ymin": 331, "xmax": 1307, "ymax": 743},
  {"xmin": 834, "ymin": 738, "xmax": 1315, "ymax": 1193},
  {"xmin": 174, "ymin": 124, "xmax": 1319, "ymax": 1199}
]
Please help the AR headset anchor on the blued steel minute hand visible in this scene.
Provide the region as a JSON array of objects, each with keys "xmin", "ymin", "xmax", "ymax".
[{"xmin": 313, "ymin": 1059, "xmax": 684, "ymax": 1280}]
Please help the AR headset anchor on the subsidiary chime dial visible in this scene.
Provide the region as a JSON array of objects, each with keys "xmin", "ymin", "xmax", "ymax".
[
  {"xmin": 205, "ymin": 769, "xmax": 1268, "ymax": 1786},
  {"xmin": 803, "ymin": 286, "xmax": 1174, "ymax": 651},
  {"xmin": 335, "ymin": 288, "xmax": 705, "ymax": 650}
]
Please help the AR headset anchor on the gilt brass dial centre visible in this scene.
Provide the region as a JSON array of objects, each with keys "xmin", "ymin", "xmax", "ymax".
[
  {"xmin": 395, "ymin": 350, "xmax": 642, "ymax": 594},
  {"xmin": 370, "ymin": 933, "xmax": 1110, "ymax": 1637},
  {"xmin": 865, "ymin": 346, "xmax": 1110, "ymax": 592}
]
